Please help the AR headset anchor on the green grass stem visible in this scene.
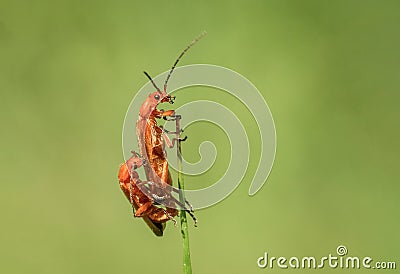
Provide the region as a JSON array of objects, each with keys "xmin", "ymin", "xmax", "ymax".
[{"xmin": 176, "ymin": 117, "xmax": 192, "ymax": 274}]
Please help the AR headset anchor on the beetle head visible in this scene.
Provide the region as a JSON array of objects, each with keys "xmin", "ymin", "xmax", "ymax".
[
  {"xmin": 129, "ymin": 150, "xmax": 145, "ymax": 169},
  {"xmin": 140, "ymin": 31, "xmax": 206, "ymax": 117},
  {"xmin": 160, "ymin": 92, "xmax": 175, "ymax": 104}
]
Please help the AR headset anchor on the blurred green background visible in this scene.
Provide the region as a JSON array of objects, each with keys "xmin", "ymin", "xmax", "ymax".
[{"xmin": 1, "ymin": 1, "xmax": 399, "ymax": 273}]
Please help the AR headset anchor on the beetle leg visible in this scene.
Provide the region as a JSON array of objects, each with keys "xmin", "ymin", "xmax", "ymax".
[
  {"xmin": 158, "ymin": 109, "xmax": 175, "ymax": 120},
  {"xmin": 170, "ymin": 199, "xmax": 197, "ymax": 226},
  {"xmin": 185, "ymin": 210, "xmax": 198, "ymax": 227},
  {"xmin": 162, "ymin": 131, "xmax": 173, "ymax": 148},
  {"xmin": 138, "ymin": 182, "xmax": 198, "ymax": 226},
  {"xmin": 151, "ymin": 182, "xmax": 193, "ymax": 212},
  {"xmin": 165, "ymin": 129, "xmax": 185, "ymax": 135},
  {"xmin": 139, "ymin": 181, "xmax": 193, "ymax": 211},
  {"xmin": 165, "ymin": 208, "xmax": 178, "ymax": 226},
  {"xmin": 159, "ymin": 125, "xmax": 184, "ymax": 135},
  {"xmin": 162, "ymin": 130, "xmax": 179, "ymax": 148},
  {"xmin": 160, "ymin": 113, "xmax": 187, "ymax": 147},
  {"xmin": 163, "ymin": 114, "xmax": 181, "ymax": 121},
  {"xmin": 170, "ymin": 135, "xmax": 188, "ymax": 146},
  {"xmin": 166, "ymin": 198, "xmax": 197, "ymax": 226},
  {"xmin": 167, "ymin": 197, "xmax": 197, "ymax": 226},
  {"xmin": 160, "ymin": 187, "xmax": 194, "ymax": 214},
  {"xmin": 130, "ymin": 150, "xmax": 147, "ymax": 168},
  {"xmin": 162, "ymin": 132, "xmax": 187, "ymax": 148},
  {"xmin": 183, "ymin": 198, "xmax": 194, "ymax": 213},
  {"xmin": 129, "ymin": 179, "xmax": 135, "ymax": 215},
  {"xmin": 173, "ymin": 135, "xmax": 188, "ymax": 143}
]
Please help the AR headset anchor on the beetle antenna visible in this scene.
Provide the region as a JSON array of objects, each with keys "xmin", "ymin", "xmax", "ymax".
[
  {"xmin": 163, "ymin": 31, "xmax": 207, "ymax": 92},
  {"xmin": 143, "ymin": 71, "xmax": 162, "ymax": 93}
]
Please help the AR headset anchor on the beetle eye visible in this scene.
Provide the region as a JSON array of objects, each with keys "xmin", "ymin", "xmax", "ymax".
[{"xmin": 154, "ymin": 94, "xmax": 160, "ymax": 100}]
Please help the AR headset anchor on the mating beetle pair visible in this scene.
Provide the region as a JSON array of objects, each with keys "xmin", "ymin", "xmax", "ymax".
[{"xmin": 118, "ymin": 33, "xmax": 205, "ymax": 236}]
